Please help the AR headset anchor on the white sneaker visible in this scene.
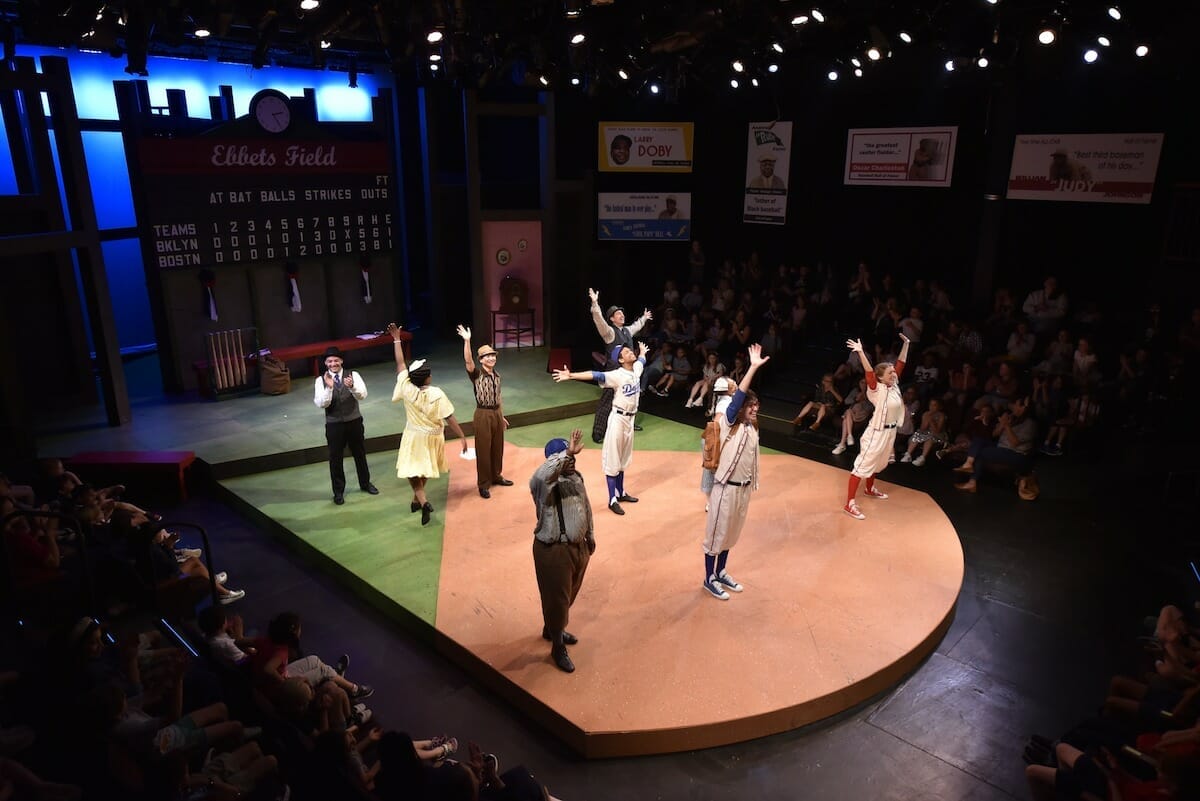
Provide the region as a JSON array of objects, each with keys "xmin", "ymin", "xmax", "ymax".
[
  {"xmin": 912, "ymin": 455, "xmax": 926, "ymax": 467},
  {"xmin": 900, "ymin": 453, "xmax": 913, "ymax": 463},
  {"xmin": 214, "ymin": 571, "xmax": 228, "ymax": 584},
  {"xmin": 847, "ymin": 434, "xmax": 855, "ymax": 446},
  {"xmin": 831, "ymin": 444, "xmax": 846, "ymax": 455},
  {"xmin": 218, "ymin": 589, "xmax": 246, "ymax": 605},
  {"xmin": 843, "ymin": 500, "xmax": 865, "ymax": 520}
]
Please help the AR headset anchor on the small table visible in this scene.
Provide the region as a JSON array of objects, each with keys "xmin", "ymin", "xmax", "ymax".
[{"xmin": 491, "ymin": 308, "xmax": 536, "ymax": 350}]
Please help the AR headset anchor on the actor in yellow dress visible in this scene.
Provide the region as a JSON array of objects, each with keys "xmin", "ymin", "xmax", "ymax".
[{"xmin": 387, "ymin": 323, "xmax": 468, "ymax": 525}]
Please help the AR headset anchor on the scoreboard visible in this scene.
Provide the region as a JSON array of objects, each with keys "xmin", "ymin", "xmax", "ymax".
[{"xmin": 136, "ymin": 137, "xmax": 395, "ymax": 268}]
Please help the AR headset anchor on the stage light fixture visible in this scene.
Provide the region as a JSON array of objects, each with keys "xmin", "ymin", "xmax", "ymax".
[
  {"xmin": 430, "ymin": 63, "xmax": 439, "ymax": 72},
  {"xmin": 767, "ymin": 63, "xmax": 779, "ymax": 73},
  {"xmin": 195, "ymin": 26, "xmax": 211, "ymax": 38},
  {"xmin": 853, "ymin": 68, "xmax": 863, "ymax": 77},
  {"xmin": 826, "ymin": 69, "xmax": 838, "ymax": 81},
  {"xmin": 944, "ymin": 59, "xmax": 955, "ymax": 71},
  {"xmin": 570, "ymin": 32, "xmax": 586, "ymax": 45},
  {"xmin": 850, "ymin": 57, "xmax": 861, "ymax": 67},
  {"xmin": 899, "ymin": 31, "xmax": 912, "ymax": 43},
  {"xmin": 867, "ymin": 47, "xmax": 881, "ymax": 61},
  {"xmin": 650, "ymin": 83, "xmax": 660, "ymax": 94},
  {"xmin": 429, "ymin": 52, "xmax": 441, "ymax": 61},
  {"xmin": 732, "ymin": 60, "xmax": 744, "ymax": 72},
  {"xmin": 977, "ymin": 56, "xmax": 989, "ymax": 68},
  {"xmin": 570, "ymin": 75, "xmax": 581, "ymax": 85},
  {"xmin": 1083, "ymin": 48, "xmax": 1098, "ymax": 63},
  {"xmin": 772, "ymin": 42, "xmax": 784, "ymax": 53},
  {"xmin": 300, "ymin": 0, "xmax": 319, "ymax": 10},
  {"xmin": 539, "ymin": 74, "xmax": 550, "ymax": 86},
  {"xmin": 564, "ymin": 0, "xmax": 582, "ymax": 18},
  {"xmin": 751, "ymin": 78, "xmax": 759, "ymax": 87},
  {"xmin": 1097, "ymin": 36, "xmax": 1110, "ymax": 47},
  {"xmin": 1038, "ymin": 28, "xmax": 1056, "ymax": 45},
  {"xmin": 730, "ymin": 78, "xmax": 739, "ymax": 88},
  {"xmin": 984, "ymin": 0, "xmax": 998, "ymax": 5},
  {"xmin": 617, "ymin": 68, "xmax": 629, "ymax": 79},
  {"xmin": 1135, "ymin": 43, "xmax": 1149, "ymax": 57},
  {"xmin": 427, "ymin": 30, "xmax": 444, "ymax": 43},
  {"xmin": 812, "ymin": 9, "xmax": 825, "ymax": 23},
  {"xmin": 792, "ymin": 14, "xmax": 809, "ymax": 25},
  {"xmin": 1107, "ymin": 6, "xmax": 1121, "ymax": 20}
]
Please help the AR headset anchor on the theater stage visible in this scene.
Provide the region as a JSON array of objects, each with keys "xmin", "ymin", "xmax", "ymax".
[{"xmin": 40, "ymin": 347, "xmax": 964, "ymax": 758}]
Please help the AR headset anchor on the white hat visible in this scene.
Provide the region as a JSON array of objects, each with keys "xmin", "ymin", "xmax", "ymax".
[{"xmin": 713, "ymin": 377, "xmax": 733, "ymax": 392}]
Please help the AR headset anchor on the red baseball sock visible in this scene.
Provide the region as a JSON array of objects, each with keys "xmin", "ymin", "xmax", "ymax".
[
  {"xmin": 865, "ymin": 475, "xmax": 876, "ymax": 493},
  {"xmin": 847, "ymin": 475, "xmax": 861, "ymax": 504}
]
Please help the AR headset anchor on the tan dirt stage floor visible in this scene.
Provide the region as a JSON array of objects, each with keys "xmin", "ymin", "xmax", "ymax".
[{"xmin": 435, "ymin": 444, "xmax": 965, "ymax": 758}]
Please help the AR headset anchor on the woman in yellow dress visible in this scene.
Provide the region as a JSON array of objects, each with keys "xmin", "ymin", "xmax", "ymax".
[{"xmin": 387, "ymin": 323, "xmax": 468, "ymax": 525}]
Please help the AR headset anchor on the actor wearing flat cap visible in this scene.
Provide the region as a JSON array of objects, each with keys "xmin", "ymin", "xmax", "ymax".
[
  {"xmin": 530, "ymin": 430, "xmax": 595, "ymax": 673},
  {"xmin": 457, "ymin": 324, "xmax": 512, "ymax": 499},
  {"xmin": 313, "ymin": 346, "xmax": 378, "ymax": 505}
]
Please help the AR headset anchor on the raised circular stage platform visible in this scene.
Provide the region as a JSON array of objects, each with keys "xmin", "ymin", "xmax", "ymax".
[{"xmin": 434, "ymin": 444, "xmax": 963, "ymax": 757}]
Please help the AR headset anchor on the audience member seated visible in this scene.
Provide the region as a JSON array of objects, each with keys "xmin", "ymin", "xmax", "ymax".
[
  {"xmin": 954, "ymin": 396, "xmax": 1037, "ymax": 493},
  {"xmin": 685, "ymin": 351, "xmax": 725, "ymax": 409},
  {"xmin": 902, "ymin": 398, "xmax": 949, "ymax": 467},
  {"xmin": 198, "ymin": 607, "xmax": 258, "ymax": 668},
  {"xmin": 791, "ymin": 374, "xmax": 842, "ymax": 430},
  {"xmin": 251, "ymin": 612, "xmax": 373, "ymax": 707},
  {"xmin": 832, "ymin": 379, "xmax": 872, "ymax": 455},
  {"xmin": 1041, "ymin": 391, "xmax": 1101, "ymax": 456}
]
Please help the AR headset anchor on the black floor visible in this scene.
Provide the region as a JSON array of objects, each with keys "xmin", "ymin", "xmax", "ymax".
[{"xmin": 149, "ymin": 405, "xmax": 1195, "ymax": 801}]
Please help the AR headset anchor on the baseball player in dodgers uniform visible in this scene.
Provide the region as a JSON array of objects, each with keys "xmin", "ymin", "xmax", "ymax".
[
  {"xmin": 843, "ymin": 334, "xmax": 911, "ymax": 520},
  {"xmin": 553, "ymin": 341, "xmax": 648, "ymax": 515}
]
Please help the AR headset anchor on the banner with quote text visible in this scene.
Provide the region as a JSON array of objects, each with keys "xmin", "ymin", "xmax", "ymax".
[
  {"xmin": 844, "ymin": 126, "xmax": 958, "ymax": 187},
  {"xmin": 598, "ymin": 193, "xmax": 692, "ymax": 241},
  {"xmin": 1006, "ymin": 133, "xmax": 1163, "ymax": 204},
  {"xmin": 743, "ymin": 122, "xmax": 793, "ymax": 225}
]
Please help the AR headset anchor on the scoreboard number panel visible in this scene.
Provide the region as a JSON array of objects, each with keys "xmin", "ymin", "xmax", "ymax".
[{"xmin": 137, "ymin": 135, "xmax": 395, "ymax": 269}]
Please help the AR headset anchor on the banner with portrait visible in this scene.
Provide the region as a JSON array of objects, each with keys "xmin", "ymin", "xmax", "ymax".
[
  {"xmin": 843, "ymin": 126, "xmax": 958, "ymax": 187},
  {"xmin": 1006, "ymin": 133, "xmax": 1163, "ymax": 204},
  {"xmin": 598, "ymin": 123, "xmax": 694, "ymax": 172},
  {"xmin": 743, "ymin": 122, "xmax": 793, "ymax": 225},
  {"xmin": 597, "ymin": 193, "xmax": 692, "ymax": 241}
]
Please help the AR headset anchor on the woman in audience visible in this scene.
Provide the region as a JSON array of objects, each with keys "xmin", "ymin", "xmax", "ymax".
[
  {"xmin": 831, "ymin": 378, "xmax": 872, "ymax": 456},
  {"xmin": 252, "ymin": 612, "xmax": 373, "ymax": 702},
  {"xmin": 902, "ymin": 397, "xmax": 948, "ymax": 466},
  {"xmin": 792, "ymin": 374, "xmax": 842, "ymax": 430},
  {"xmin": 686, "ymin": 351, "xmax": 725, "ymax": 409}
]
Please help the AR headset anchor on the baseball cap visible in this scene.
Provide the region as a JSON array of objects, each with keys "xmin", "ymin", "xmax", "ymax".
[
  {"xmin": 610, "ymin": 344, "xmax": 626, "ymax": 363},
  {"xmin": 713, "ymin": 377, "xmax": 733, "ymax": 392},
  {"xmin": 544, "ymin": 438, "xmax": 569, "ymax": 457}
]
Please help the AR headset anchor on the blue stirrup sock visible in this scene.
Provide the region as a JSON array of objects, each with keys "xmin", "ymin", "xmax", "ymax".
[
  {"xmin": 705, "ymin": 553, "xmax": 717, "ymax": 582},
  {"xmin": 606, "ymin": 474, "xmax": 618, "ymax": 504},
  {"xmin": 716, "ymin": 550, "xmax": 729, "ymax": 576},
  {"xmin": 616, "ymin": 471, "xmax": 625, "ymax": 497}
]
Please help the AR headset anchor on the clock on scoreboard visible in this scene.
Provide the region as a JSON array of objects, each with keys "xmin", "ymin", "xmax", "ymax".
[{"xmin": 136, "ymin": 126, "xmax": 395, "ymax": 269}]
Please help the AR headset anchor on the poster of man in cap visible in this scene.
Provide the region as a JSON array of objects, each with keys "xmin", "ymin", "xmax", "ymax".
[{"xmin": 743, "ymin": 122, "xmax": 793, "ymax": 225}]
